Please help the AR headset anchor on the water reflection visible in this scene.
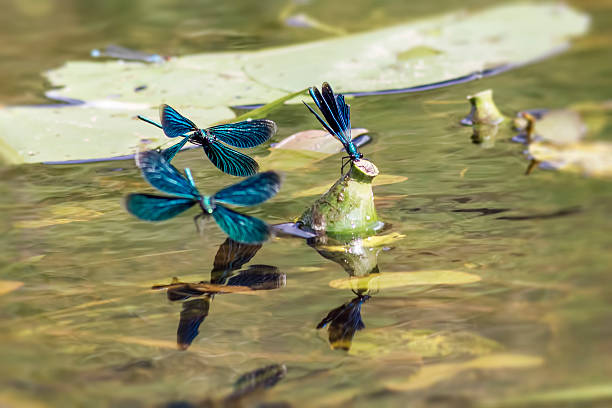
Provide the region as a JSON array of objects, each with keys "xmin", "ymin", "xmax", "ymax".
[
  {"xmin": 164, "ymin": 364, "xmax": 288, "ymax": 408},
  {"xmin": 316, "ymin": 292, "xmax": 370, "ymax": 351},
  {"xmin": 309, "ymin": 236, "xmax": 381, "ymax": 351},
  {"xmin": 153, "ymin": 238, "xmax": 285, "ymax": 350}
]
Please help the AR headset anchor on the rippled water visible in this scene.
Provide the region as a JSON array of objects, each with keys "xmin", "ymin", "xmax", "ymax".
[{"xmin": 1, "ymin": 0, "xmax": 612, "ymax": 407}]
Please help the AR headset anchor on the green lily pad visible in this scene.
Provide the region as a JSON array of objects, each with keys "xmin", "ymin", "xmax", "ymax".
[
  {"xmin": 0, "ymin": 105, "xmax": 234, "ymax": 164},
  {"xmin": 45, "ymin": 4, "xmax": 588, "ymax": 105},
  {"xmin": 0, "ymin": 3, "xmax": 588, "ymax": 164}
]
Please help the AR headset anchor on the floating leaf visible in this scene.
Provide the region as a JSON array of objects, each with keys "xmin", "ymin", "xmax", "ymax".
[
  {"xmin": 43, "ymin": 4, "xmax": 587, "ymax": 106},
  {"xmin": 386, "ymin": 353, "xmax": 543, "ymax": 391},
  {"xmin": 231, "ymin": 88, "xmax": 308, "ymax": 122},
  {"xmin": 329, "ymin": 270, "xmax": 481, "ymax": 291},
  {"xmin": 0, "ymin": 4, "xmax": 588, "ymax": 164},
  {"xmin": 529, "ymin": 141, "xmax": 612, "ymax": 178},
  {"xmin": 0, "ymin": 281, "xmax": 24, "ymax": 295},
  {"xmin": 534, "ymin": 109, "xmax": 587, "ymax": 144},
  {"xmin": 0, "ymin": 105, "xmax": 233, "ymax": 164},
  {"xmin": 273, "ymin": 128, "xmax": 369, "ymax": 153}
]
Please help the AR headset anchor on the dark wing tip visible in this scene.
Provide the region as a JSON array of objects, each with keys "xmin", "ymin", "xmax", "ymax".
[
  {"xmin": 322, "ymin": 82, "xmax": 334, "ymax": 95},
  {"xmin": 158, "ymin": 103, "xmax": 169, "ymax": 116},
  {"xmin": 261, "ymin": 170, "xmax": 282, "ymax": 191},
  {"xmin": 266, "ymin": 119, "xmax": 278, "ymax": 136}
]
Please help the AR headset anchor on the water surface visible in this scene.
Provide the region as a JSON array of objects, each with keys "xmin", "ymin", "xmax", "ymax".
[{"xmin": 1, "ymin": 0, "xmax": 612, "ymax": 407}]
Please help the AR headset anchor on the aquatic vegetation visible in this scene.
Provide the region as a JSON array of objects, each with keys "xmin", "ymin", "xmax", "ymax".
[
  {"xmin": 138, "ymin": 104, "xmax": 277, "ymax": 176},
  {"xmin": 462, "ymin": 89, "xmax": 612, "ymax": 178},
  {"xmin": 125, "ymin": 149, "xmax": 281, "ymax": 243},
  {"xmin": 0, "ymin": 4, "xmax": 589, "ymax": 164},
  {"xmin": 2, "ymin": 1, "xmax": 611, "ymax": 407},
  {"xmin": 298, "ymin": 158, "xmax": 380, "ymax": 237}
]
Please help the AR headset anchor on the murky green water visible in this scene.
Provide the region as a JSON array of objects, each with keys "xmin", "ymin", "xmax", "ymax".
[{"xmin": 1, "ymin": 0, "xmax": 612, "ymax": 407}]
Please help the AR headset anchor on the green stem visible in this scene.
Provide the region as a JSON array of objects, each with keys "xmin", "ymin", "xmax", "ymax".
[
  {"xmin": 461, "ymin": 89, "xmax": 506, "ymax": 126},
  {"xmin": 298, "ymin": 159, "xmax": 381, "ymax": 239}
]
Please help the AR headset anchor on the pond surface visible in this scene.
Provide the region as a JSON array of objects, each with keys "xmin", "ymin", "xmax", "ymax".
[{"xmin": 1, "ymin": 0, "xmax": 612, "ymax": 407}]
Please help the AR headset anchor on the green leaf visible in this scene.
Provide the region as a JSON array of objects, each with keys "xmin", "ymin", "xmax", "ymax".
[
  {"xmin": 231, "ymin": 88, "xmax": 308, "ymax": 122},
  {"xmin": 44, "ymin": 4, "xmax": 588, "ymax": 106},
  {"xmin": 0, "ymin": 105, "xmax": 233, "ymax": 163},
  {"xmin": 0, "ymin": 4, "xmax": 589, "ymax": 163}
]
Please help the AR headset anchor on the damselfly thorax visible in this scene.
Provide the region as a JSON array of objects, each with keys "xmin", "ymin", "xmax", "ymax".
[
  {"xmin": 199, "ymin": 196, "xmax": 216, "ymax": 214},
  {"xmin": 189, "ymin": 129, "xmax": 217, "ymax": 145}
]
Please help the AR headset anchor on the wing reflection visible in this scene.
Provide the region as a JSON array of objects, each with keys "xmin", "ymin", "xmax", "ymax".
[
  {"xmin": 153, "ymin": 238, "xmax": 285, "ymax": 350},
  {"xmin": 317, "ymin": 293, "xmax": 370, "ymax": 351}
]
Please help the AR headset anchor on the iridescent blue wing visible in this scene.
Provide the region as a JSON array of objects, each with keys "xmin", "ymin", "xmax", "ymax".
[
  {"xmin": 306, "ymin": 85, "xmax": 350, "ymax": 148},
  {"xmin": 207, "ymin": 119, "xmax": 277, "ymax": 148},
  {"xmin": 321, "ymin": 82, "xmax": 351, "ymax": 142},
  {"xmin": 161, "ymin": 136, "xmax": 190, "ymax": 162},
  {"xmin": 334, "ymin": 93, "xmax": 352, "ymax": 141},
  {"xmin": 202, "ymin": 141, "xmax": 258, "ymax": 177},
  {"xmin": 136, "ymin": 149, "xmax": 200, "ymax": 198},
  {"xmin": 212, "ymin": 204, "xmax": 270, "ymax": 244},
  {"xmin": 213, "ymin": 171, "xmax": 281, "ymax": 206},
  {"xmin": 124, "ymin": 193, "xmax": 196, "ymax": 221},
  {"xmin": 160, "ymin": 104, "xmax": 198, "ymax": 138}
]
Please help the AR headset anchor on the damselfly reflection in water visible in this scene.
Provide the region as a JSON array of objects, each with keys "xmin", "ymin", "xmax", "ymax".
[
  {"xmin": 309, "ymin": 236, "xmax": 382, "ymax": 351},
  {"xmin": 138, "ymin": 104, "xmax": 277, "ymax": 176},
  {"xmin": 163, "ymin": 364, "xmax": 288, "ymax": 407},
  {"xmin": 124, "ymin": 149, "xmax": 282, "ymax": 244},
  {"xmin": 317, "ymin": 291, "xmax": 371, "ymax": 351},
  {"xmin": 153, "ymin": 238, "xmax": 286, "ymax": 350}
]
